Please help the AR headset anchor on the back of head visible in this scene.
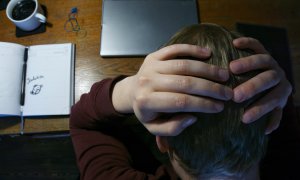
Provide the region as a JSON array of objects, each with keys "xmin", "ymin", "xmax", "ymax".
[{"xmin": 164, "ymin": 23, "xmax": 269, "ymax": 179}]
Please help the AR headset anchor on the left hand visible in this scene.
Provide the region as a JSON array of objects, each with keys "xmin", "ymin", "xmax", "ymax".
[{"xmin": 230, "ymin": 37, "xmax": 292, "ymax": 134}]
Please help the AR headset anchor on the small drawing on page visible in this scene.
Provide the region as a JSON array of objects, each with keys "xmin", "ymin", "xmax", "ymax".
[
  {"xmin": 30, "ymin": 84, "xmax": 43, "ymax": 95},
  {"xmin": 27, "ymin": 75, "xmax": 44, "ymax": 84}
]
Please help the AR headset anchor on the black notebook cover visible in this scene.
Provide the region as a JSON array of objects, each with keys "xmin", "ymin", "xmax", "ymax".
[{"xmin": 236, "ymin": 23, "xmax": 294, "ymax": 89}]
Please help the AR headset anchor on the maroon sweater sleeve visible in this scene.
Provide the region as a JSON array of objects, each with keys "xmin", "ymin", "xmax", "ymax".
[{"xmin": 69, "ymin": 77, "xmax": 178, "ymax": 180}]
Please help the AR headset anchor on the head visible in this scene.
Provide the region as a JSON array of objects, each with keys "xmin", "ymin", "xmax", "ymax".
[{"xmin": 156, "ymin": 23, "xmax": 269, "ymax": 179}]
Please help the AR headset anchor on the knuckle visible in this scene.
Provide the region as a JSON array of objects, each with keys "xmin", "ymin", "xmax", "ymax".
[
  {"xmin": 247, "ymin": 37, "xmax": 260, "ymax": 46},
  {"xmin": 209, "ymin": 82, "xmax": 229, "ymax": 100},
  {"xmin": 264, "ymin": 54, "xmax": 278, "ymax": 67},
  {"xmin": 137, "ymin": 76, "xmax": 150, "ymax": 87},
  {"xmin": 244, "ymin": 37, "xmax": 255, "ymax": 45},
  {"xmin": 134, "ymin": 95, "xmax": 148, "ymax": 109},
  {"xmin": 251, "ymin": 107, "xmax": 263, "ymax": 119},
  {"xmin": 147, "ymin": 52, "xmax": 154, "ymax": 59},
  {"xmin": 208, "ymin": 65, "xmax": 220, "ymax": 78},
  {"xmin": 169, "ymin": 44, "xmax": 182, "ymax": 52},
  {"xmin": 170, "ymin": 44, "xmax": 195, "ymax": 53},
  {"xmin": 178, "ymin": 44, "xmax": 190, "ymax": 50},
  {"xmin": 211, "ymin": 83, "xmax": 222, "ymax": 96},
  {"xmin": 202, "ymin": 99, "xmax": 217, "ymax": 111},
  {"xmin": 268, "ymin": 70, "xmax": 280, "ymax": 82},
  {"xmin": 146, "ymin": 52, "xmax": 156, "ymax": 61},
  {"xmin": 174, "ymin": 60, "xmax": 190, "ymax": 74},
  {"xmin": 175, "ymin": 95, "xmax": 189, "ymax": 109},
  {"xmin": 242, "ymin": 81, "xmax": 256, "ymax": 96},
  {"xmin": 249, "ymin": 56, "xmax": 258, "ymax": 66},
  {"xmin": 250, "ymin": 54, "xmax": 260, "ymax": 63},
  {"xmin": 177, "ymin": 77, "xmax": 192, "ymax": 90}
]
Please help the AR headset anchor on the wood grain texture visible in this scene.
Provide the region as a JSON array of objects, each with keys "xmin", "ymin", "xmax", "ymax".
[{"xmin": 0, "ymin": 0, "xmax": 299, "ymax": 134}]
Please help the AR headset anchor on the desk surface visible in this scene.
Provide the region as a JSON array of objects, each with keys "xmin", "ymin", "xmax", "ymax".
[{"xmin": 0, "ymin": 0, "xmax": 299, "ymax": 134}]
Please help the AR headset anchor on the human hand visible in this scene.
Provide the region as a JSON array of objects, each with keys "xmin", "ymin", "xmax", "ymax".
[
  {"xmin": 231, "ymin": 37, "xmax": 293, "ymax": 134},
  {"xmin": 113, "ymin": 44, "xmax": 233, "ymax": 136}
]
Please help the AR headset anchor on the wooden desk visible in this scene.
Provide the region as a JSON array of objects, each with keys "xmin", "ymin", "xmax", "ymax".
[{"xmin": 0, "ymin": 0, "xmax": 299, "ymax": 134}]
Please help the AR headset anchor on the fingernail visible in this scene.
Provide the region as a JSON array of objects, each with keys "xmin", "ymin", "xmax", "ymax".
[
  {"xmin": 242, "ymin": 113, "xmax": 252, "ymax": 123},
  {"xmin": 182, "ymin": 117, "xmax": 197, "ymax": 128},
  {"xmin": 234, "ymin": 92, "xmax": 245, "ymax": 103},
  {"xmin": 224, "ymin": 88, "xmax": 233, "ymax": 100},
  {"xmin": 200, "ymin": 48, "xmax": 211, "ymax": 54},
  {"xmin": 265, "ymin": 125, "xmax": 274, "ymax": 135},
  {"xmin": 219, "ymin": 69, "xmax": 229, "ymax": 81},
  {"xmin": 233, "ymin": 39, "xmax": 239, "ymax": 45},
  {"xmin": 265, "ymin": 129, "xmax": 272, "ymax": 135},
  {"xmin": 215, "ymin": 103, "xmax": 224, "ymax": 112},
  {"xmin": 230, "ymin": 62, "xmax": 242, "ymax": 74}
]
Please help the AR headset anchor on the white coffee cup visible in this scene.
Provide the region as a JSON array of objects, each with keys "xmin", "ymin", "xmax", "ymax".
[{"xmin": 6, "ymin": 0, "xmax": 47, "ymax": 31}]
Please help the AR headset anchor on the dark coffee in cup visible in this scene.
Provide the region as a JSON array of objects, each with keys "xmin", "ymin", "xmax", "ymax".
[{"xmin": 12, "ymin": 0, "xmax": 36, "ymax": 20}]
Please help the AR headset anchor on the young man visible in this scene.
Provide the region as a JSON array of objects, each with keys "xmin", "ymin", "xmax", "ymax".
[
  {"xmin": 153, "ymin": 24, "xmax": 269, "ymax": 179},
  {"xmin": 70, "ymin": 24, "xmax": 298, "ymax": 179}
]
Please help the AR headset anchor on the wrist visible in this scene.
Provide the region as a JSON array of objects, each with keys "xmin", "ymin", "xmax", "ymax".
[{"xmin": 112, "ymin": 76, "xmax": 134, "ymax": 113}]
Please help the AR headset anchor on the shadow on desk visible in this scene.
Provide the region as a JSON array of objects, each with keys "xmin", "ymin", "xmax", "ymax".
[
  {"xmin": 0, "ymin": 117, "xmax": 20, "ymax": 130},
  {"xmin": 0, "ymin": 133, "xmax": 79, "ymax": 180}
]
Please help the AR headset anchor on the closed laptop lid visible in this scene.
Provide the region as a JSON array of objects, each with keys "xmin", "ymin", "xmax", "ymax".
[{"xmin": 100, "ymin": 0, "xmax": 199, "ymax": 57}]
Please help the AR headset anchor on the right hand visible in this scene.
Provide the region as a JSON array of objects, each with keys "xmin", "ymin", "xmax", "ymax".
[
  {"xmin": 112, "ymin": 44, "xmax": 233, "ymax": 136},
  {"xmin": 231, "ymin": 37, "xmax": 292, "ymax": 134}
]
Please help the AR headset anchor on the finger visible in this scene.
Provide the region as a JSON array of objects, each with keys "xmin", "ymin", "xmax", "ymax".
[
  {"xmin": 151, "ymin": 44, "xmax": 211, "ymax": 60},
  {"xmin": 242, "ymin": 81, "xmax": 289, "ymax": 123},
  {"xmin": 138, "ymin": 92, "xmax": 224, "ymax": 113},
  {"xmin": 134, "ymin": 92, "xmax": 224, "ymax": 122},
  {"xmin": 265, "ymin": 108, "xmax": 282, "ymax": 135},
  {"xmin": 151, "ymin": 74, "xmax": 232, "ymax": 100},
  {"xmin": 145, "ymin": 114, "xmax": 197, "ymax": 136},
  {"xmin": 233, "ymin": 69, "xmax": 281, "ymax": 103},
  {"xmin": 233, "ymin": 37, "xmax": 268, "ymax": 54},
  {"xmin": 156, "ymin": 59, "xmax": 229, "ymax": 82},
  {"xmin": 230, "ymin": 54, "xmax": 279, "ymax": 74}
]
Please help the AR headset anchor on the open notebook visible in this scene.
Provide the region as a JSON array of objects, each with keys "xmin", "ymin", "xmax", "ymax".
[{"xmin": 0, "ymin": 42, "xmax": 75, "ymax": 117}]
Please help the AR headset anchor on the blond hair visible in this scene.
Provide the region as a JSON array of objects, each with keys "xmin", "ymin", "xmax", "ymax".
[{"xmin": 165, "ymin": 23, "xmax": 269, "ymax": 179}]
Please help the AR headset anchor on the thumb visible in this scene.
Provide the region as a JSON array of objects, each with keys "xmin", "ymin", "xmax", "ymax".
[{"xmin": 146, "ymin": 114, "xmax": 197, "ymax": 136}]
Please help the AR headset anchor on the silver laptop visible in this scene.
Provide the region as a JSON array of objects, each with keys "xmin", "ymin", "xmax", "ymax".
[{"xmin": 100, "ymin": 0, "xmax": 199, "ymax": 57}]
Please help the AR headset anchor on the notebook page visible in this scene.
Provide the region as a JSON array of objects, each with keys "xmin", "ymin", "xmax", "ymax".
[
  {"xmin": 0, "ymin": 42, "xmax": 24, "ymax": 116},
  {"xmin": 23, "ymin": 43, "xmax": 73, "ymax": 116}
]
